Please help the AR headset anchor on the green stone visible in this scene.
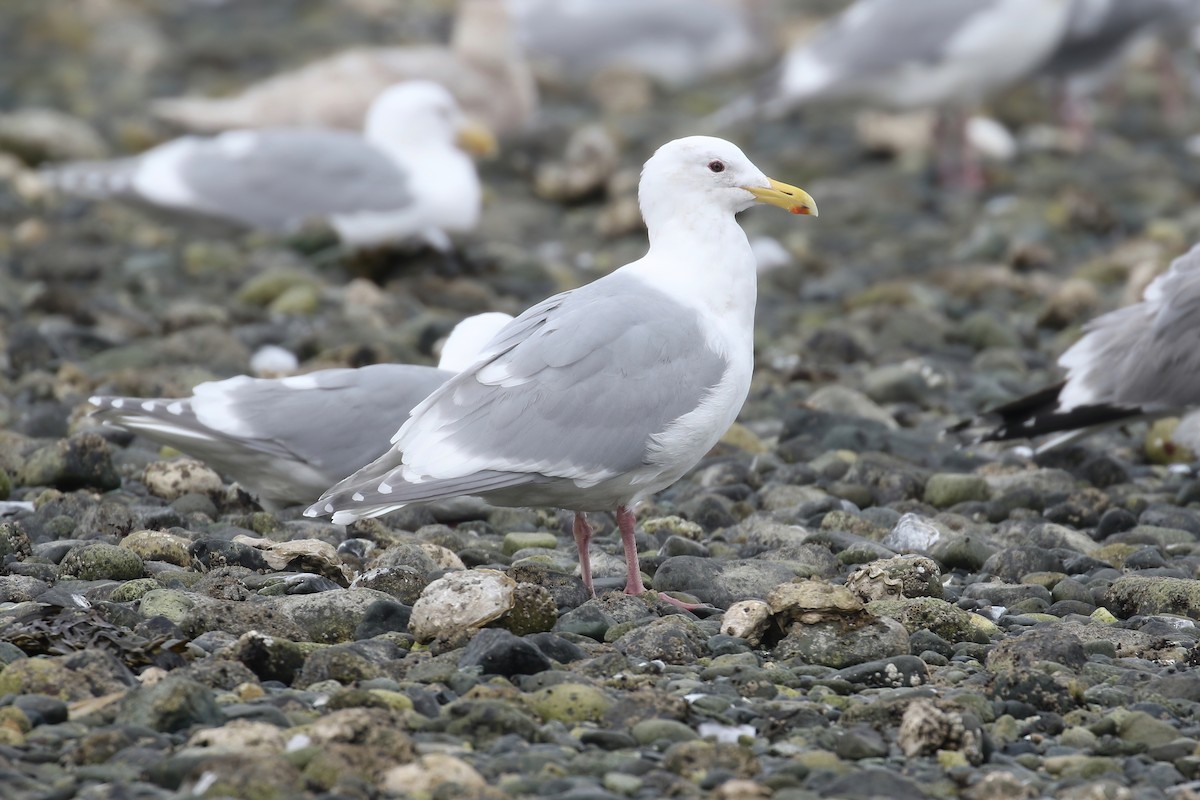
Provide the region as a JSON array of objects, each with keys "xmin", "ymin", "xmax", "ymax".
[
  {"xmin": 526, "ymin": 683, "xmax": 614, "ymax": 723},
  {"xmin": 109, "ymin": 578, "xmax": 159, "ymax": 603},
  {"xmin": 502, "ymin": 532, "xmax": 559, "ymax": 555},
  {"xmin": 923, "ymin": 473, "xmax": 991, "ymax": 508},
  {"xmin": 630, "ymin": 718, "xmax": 697, "ymax": 746}
]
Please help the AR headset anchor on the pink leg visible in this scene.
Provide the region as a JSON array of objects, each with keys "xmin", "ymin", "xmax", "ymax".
[
  {"xmin": 573, "ymin": 512, "xmax": 596, "ymax": 598},
  {"xmin": 616, "ymin": 505, "xmax": 647, "ymax": 596},
  {"xmin": 617, "ymin": 505, "xmax": 709, "ymax": 611},
  {"xmin": 1156, "ymin": 49, "xmax": 1185, "ymax": 129},
  {"xmin": 934, "ymin": 108, "xmax": 983, "ymax": 192}
]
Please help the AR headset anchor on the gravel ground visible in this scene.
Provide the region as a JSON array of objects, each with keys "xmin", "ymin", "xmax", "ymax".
[{"xmin": 5, "ymin": 2, "xmax": 1200, "ymax": 799}]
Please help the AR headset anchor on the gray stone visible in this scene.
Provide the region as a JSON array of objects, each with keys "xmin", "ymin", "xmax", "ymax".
[
  {"xmin": 18, "ymin": 433, "xmax": 120, "ymax": 491},
  {"xmin": 117, "ymin": 676, "xmax": 223, "ymax": 733},
  {"xmin": 653, "ymin": 556, "xmax": 826, "ymax": 607}
]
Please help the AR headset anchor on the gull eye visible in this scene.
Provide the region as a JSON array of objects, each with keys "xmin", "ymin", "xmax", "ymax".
[{"xmin": 708, "ymin": 160, "xmax": 725, "ymax": 173}]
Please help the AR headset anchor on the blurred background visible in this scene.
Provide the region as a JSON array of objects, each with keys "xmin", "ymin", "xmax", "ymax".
[{"xmin": 2, "ymin": 0, "xmax": 1200, "ymax": 452}]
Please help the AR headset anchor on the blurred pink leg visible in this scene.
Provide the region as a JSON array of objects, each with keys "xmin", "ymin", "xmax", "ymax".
[{"xmin": 573, "ymin": 512, "xmax": 595, "ymax": 598}]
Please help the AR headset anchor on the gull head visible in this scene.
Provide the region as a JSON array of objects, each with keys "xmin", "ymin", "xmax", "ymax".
[
  {"xmin": 639, "ymin": 136, "xmax": 817, "ymax": 225},
  {"xmin": 364, "ymin": 80, "xmax": 498, "ymax": 157}
]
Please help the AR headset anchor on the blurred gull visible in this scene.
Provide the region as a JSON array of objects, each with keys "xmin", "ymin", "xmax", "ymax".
[
  {"xmin": 1037, "ymin": 0, "xmax": 1200, "ymax": 135},
  {"xmin": 153, "ymin": 0, "xmax": 537, "ymax": 136},
  {"xmin": 89, "ymin": 312, "xmax": 513, "ymax": 510},
  {"xmin": 306, "ymin": 136, "xmax": 816, "ymax": 608},
  {"xmin": 967, "ymin": 243, "xmax": 1200, "ymax": 452},
  {"xmin": 712, "ymin": 0, "xmax": 1074, "ymax": 185},
  {"xmin": 43, "ymin": 82, "xmax": 496, "ymax": 250},
  {"xmin": 503, "ymin": 0, "xmax": 763, "ymax": 88}
]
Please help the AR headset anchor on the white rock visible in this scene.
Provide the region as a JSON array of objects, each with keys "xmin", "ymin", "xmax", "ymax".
[
  {"xmin": 882, "ymin": 513, "xmax": 942, "ymax": 553},
  {"xmin": 409, "ymin": 569, "xmax": 516, "ymax": 642},
  {"xmin": 720, "ymin": 600, "xmax": 772, "ymax": 645},
  {"xmin": 966, "ymin": 115, "xmax": 1017, "ymax": 161},
  {"xmin": 141, "ymin": 458, "xmax": 223, "ymax": 500},
  {"xmin": 250, "ymin": 345, "xmax": 299, "ymax": 377}
]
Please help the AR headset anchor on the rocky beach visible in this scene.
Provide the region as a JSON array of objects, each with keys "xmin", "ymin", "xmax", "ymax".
[{"xmin": 3, "ymin": 1, "xmax": 1200, "ymax": 799}]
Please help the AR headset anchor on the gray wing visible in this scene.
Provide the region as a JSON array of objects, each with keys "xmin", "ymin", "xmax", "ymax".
[
  {"xmin": 92, "ymin": 364, "xmax": 450, "ymax": 505},
  {"xmin": 1058, "ymin": 244, "xmax": 1200, "ymax": 411},
  {"xmin": 175, "ymin": 130, "xmax": 413, "ymax": 230},
  {"xmin": 189, "ymin": 364, "xmax": 451, "ymax": 480},
  {"xmin": 1040, "ymin": 0, "xmax": 1170, "ymax": 77},
  {"xmin": 797, "ymin": 0, "xmax": 991, "ymax": 83},
  {"xmin": 513, "ymin": 0, "xmax": 753, "ymax": 83},
  {"xmin": 312, "ymin": 273, "xmax": 730, "ymax": 514}
]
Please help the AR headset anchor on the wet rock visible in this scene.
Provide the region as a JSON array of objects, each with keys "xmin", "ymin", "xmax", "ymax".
[
  {"xmin": 662, "ymin": 739, "xmax": 760, "ymax": 782},
  {"xmin": 296, "ymin": 641, "xmax": 400, "ymax": 687},
  {"xmin": 189, "ymin": 538, "xmax": 270, "ymax": 571},
  {"xmin": 898, "ymin": 698, "xmax": 986, "ymax": 764},
  {"xmin": 494, "ymin": 581, "xmax": 557, "ymax": 636},
  {"xmin": 186, "ymin": 718, "xmax": 287, "ymax": 755},
  {"xmin": 0, "ymin": 522, "xmax": 31, "ymax": 559},
  {"xmin": 845, "ymin": 555, "xmax": 943, "ymax": 601},
  {"xmin": 526, "ymin": 681, "xmax": 614, "ymax": 723},
  {"xmin": 270, "ymin": 587, "xmax": 395, "ymax": 644},
  {"xmin": 458, "ymin": 628, "xmax": 551, "ymax": 677},
  {"xmin": 353, "ymin": 598, "xmax": 412, "ymax": 639},
  {"xmin": 612, "ymin": 615, "xmax": 707, "ymax": 664},
  {"xmin": 59, "ymin": 542, "xmax": 145, "ymax": 581},
  {"xmin": 652, "ymin": 557, "xmax": 821, "ymax": 607},
  {"xmin": 834, "ymin": 654, "xmax": 929, "ymax": 688},
  {"xmin": 379, "ymin": 753, "xmax": 487, "ymax": 798},
  {"xmin": 351, "ymin": 565, "xmax": 431, "ymax": 605},
  {"xmin": 116, "ymin": 676, "xmax": 223, "ymax": 733},
  {"xmin": 0, "ymin": 108, "xmax": 107, "ymax": 163},
  {"xmin": 867, "ymin": 597, "xmax": 995, "ymax": 644},
  {"xmin": 1105, "ymin": 575, "xmax": 1200, "ymax": 617},
  {"xmin": 924, "ymin": 473, "xmax": 991, "ymax": 508},
  {"xmin": 986, "ymin": 627, "xmax": 1086, "ymax": 712},
  {"xmin": 229, "ymin": 631, "xmax": 310, "ymax": 684},
  {"xmin": 18, "ymin": 433, "xmax": 120, "ymax": 491},
  {"xmin": 883, "ymin": 513, "xmax": 945, "ymax": 553},
  {"xmin": 0, "ymin": 574, "xmax": 49, "ymax": 602}
]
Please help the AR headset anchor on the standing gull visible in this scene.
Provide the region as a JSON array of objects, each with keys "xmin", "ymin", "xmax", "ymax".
[
  {"xmin": 968, "ymin": 243, "xmax": 1200, "ymax": 452},
  {"xmin": 502, "ymin": 0, "xmax": 763, "ymax": 88},
  {"xmin": 306, "ymin": 136, "xmax": 816, "ymax": 606},
  {"xmin": 711, "ymin": 0, "xmax": 1074, "ymax": 185},
  {"xmin": 43, "ymin": 81, "xmax": 496, "ymax": 251},
  {"xmin": 1037, "ymin": 0, "xmax": 1199, "ymax": 136},
  {"xmin": 89, "ymin": 312, "xmax": 513, "ymax": 510}
]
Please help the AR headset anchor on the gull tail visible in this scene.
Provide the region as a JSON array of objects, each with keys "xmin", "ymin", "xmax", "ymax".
[
  {"xmin": 41, "ymin": 158, "xmax": 139, "ymax": 200},
  {"xmin": 949, "ymin": 381, "xmax": 1147, "ymax": 452},
  {"xmin": 90, "ymin": 395, "xmax": 205, "ymax": 442},
  {"xmin": 305, "ymin": 452, "xmax": 538, "ymax": 525}
]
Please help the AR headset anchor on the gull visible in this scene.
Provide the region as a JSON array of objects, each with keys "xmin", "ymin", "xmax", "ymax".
[
  {"xmin": 711, "ymin": 0, "xmax": 1074, "ymax": 186},
  {"xmin": 42, "ymin": 81, "xmax": 496, "ymax": 251},
  {"xmin": 89, "ymin": 312, "xmax": 513, "ymax": 510},
  {"xmin": 968, "ymin": 243, "xmax": 1200, "ymax": 452},
  {"xmin": 152, "ymin": 0, "xmax": 537, "ymax": 137},
  {"xmin": 306, "ymin": 136, "xmax": 816, "ymax": 608},
  {"xmin": 1037, "ymin": 0, "xmax": 1199, "ymax": 137},
  {"xmin": 502, "ymin": 0, "xmax": 762, "ymax": 88}
]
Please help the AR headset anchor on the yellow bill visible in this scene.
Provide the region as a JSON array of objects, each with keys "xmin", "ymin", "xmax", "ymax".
[
  {"xmin": 455, "ymin": 120, "xmax": 499, "ymax": 158},
  {"xmin": 744, "ymin": 178, "xmax": 818, "ymax": 217}
]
